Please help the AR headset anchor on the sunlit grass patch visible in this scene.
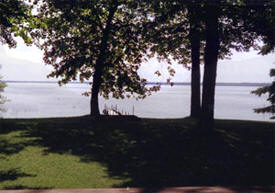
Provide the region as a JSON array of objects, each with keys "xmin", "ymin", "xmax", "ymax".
[{"xmin": 0, "ymin": 116, "xmax": 274, "ymax": 189}]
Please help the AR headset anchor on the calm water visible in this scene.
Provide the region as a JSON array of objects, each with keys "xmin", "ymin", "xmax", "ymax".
[{"xmin": 1, "ymin": 83, "xmax": 273, "ymax": 121}]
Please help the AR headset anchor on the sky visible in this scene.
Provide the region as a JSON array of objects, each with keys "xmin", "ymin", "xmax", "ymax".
[{"xmin": 0, "ymin": 38, "xmax": 274, "ymax": 83}]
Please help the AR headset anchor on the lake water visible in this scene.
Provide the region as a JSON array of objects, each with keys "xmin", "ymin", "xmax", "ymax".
[{"xmin": 1, "ymin": 83, "xmax": 273, "ymax": 121}]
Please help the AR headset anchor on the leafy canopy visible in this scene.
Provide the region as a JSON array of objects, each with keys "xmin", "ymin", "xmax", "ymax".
[
  {"xmin": 0, "ymin": 0, "xmax": 31, "ymax": 47},
  {"xmin": 31, "ymin": 0, "xmax": 160, "ymax": 99},
  {"xmin": 141, "ymin": 0, "xmax": 269, "ymax": 67}
]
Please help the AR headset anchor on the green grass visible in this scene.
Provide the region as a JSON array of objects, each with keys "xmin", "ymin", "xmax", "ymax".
[{"xmin": 0, "ymin": 116, "xmax": 274, "ymax": 189}]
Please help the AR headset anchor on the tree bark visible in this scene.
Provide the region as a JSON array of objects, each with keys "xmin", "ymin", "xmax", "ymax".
[
  {"xmin": 90, "ymin": 66, "xmax": 102, "ymax": 116},
  {"xmin": 189, "ymin": 9, "xmax": 201, "ymax": 118},
  {"xmin": 201, "ymin": 6, "xmax": 220, "ymax": 129},
  {"xmin": 90, "ymin": 1, "xmax": 118, "ymax": 116}
]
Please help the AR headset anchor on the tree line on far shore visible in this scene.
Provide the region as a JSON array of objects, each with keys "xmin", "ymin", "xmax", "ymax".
[{"xmin": 0, "ymin": 0, "xmax": 274, "ymax": 128}]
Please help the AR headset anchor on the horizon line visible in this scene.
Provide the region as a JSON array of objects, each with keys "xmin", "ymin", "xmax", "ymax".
[{"xmin": 1, "ymin": 80, "xmax": 270, "ymax": 86}]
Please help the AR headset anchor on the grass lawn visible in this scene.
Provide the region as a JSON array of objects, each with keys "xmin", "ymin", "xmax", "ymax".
[{"xmin": 0, "ymin": 116, "xmax": 274, "ymax": 189}]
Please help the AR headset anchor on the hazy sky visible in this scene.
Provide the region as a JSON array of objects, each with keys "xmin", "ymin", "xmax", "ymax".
[{"xmin": 0, "ymin": 38, "xmax": 274, "ymax": 83}]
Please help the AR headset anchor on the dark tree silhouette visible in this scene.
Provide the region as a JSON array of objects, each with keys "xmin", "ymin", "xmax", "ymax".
[
  {"xmin": 140, "ymin": 1, "xmax": 203, "ymax": 118},
  {"xmin": 252, "ymin": 69, "xmax": 275, "ymax": 119},
  {"xmin": 0, "ymin": 0, "xmax": 30, "ymax": 48},
  {"xmin": 200, "ymin": 0, "xmax": 274, "ymax": 128},
  {"xmin": 31, "ymin": 0, "xmax": 160, "ymax": 116},
  {"xmin": 143, "ymin": 0, "xmax": 274, "ymax": 128}
]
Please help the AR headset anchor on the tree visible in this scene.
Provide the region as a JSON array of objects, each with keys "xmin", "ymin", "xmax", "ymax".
[
  {"xmin": 202, "ymin": 0, "xmax": 275, "ymax": 125},
  {"xmin": 249, "ymin": 3, "xmax": 275, "ymax": 119},
  {"xmin": 31, "ymin": 0, "xmax": 159, "ymax": 116},
  {"xmin": 0, "ymin": 0, "xmax": 30, "ymax": 113},
  {"xmin": 198, "ymin": 0, "xmax": 275, "ymax": 128},
  {"xmin": 189, "ymin": 5, "xmax": 203, "ymax": 118},
  {"xmin": 141, "ymin": 0, "xmax": 266, "ymax": 124},
  {"xmin": 252, "ymin": 69, "xmax": 275, "ymax": 119},
  {"xmin": 0, "ymin": 0, "xmax": 30, "ymax": 48},
  {"xmin": 200, "ymin": 2, "xmax": 220, "ymax": 128},
  {"xmin": 140, "ymin": 1, "xmax": 204, "ymax": 118}
]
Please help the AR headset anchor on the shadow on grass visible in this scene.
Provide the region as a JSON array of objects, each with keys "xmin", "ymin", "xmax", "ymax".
[
  {"xmin": 0, "ymin": 139, "xmax": 32, "ymax": 157},
  {"xmin": 0, "ymin": 120, "xmax": 52, "ymax": 189},
  {"xmin": 0, "ymin": 169, "xmax": 34, "ymax": 182},
  {"xmin": 0, "ymin": 168, "xmax": 52, "ymax": 190},
  {"xmin": 0, "ymin": 119, "xmax": 38, "ymax": 135},
  {"xmin": 3, "ymin": 185, "xmax": 52, "ymax": 190},
  {"xmin": 2, "ymin": 116, "xmax": 274, "ymax": 188}
]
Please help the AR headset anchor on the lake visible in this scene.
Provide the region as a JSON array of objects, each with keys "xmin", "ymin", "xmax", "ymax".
[{"xmin": 1, "ymin": 82, "xmax": 273, "ymax": 121}]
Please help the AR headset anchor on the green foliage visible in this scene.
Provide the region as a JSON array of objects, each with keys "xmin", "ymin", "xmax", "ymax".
[
  {"xmin": 252, "ymin": 68, "xmax": 275, "ymax": 119},
  {"xmin": 142, "ymin": 0, "xmax": 275, "ymax": 121},
  {"xmin": 0, "ymin": 0, "xmax": 31, "ymax": 47},
  {"xmin": 31, "ymin": 0, "xmax": 160, "ymax": 100},
  {"xmin": 0, "ymin": 74, "xmax": 7, "ymax": 113},
  {"xmin": 140, "ymin": 1, "xmax": 193, "ymax": 67},
  {"xmin": 0, "ymin": 0, "xmax": 31, "ymax": 114},
  {"xmin": 142, "ymin": 0, "xmax": 273, "ymax": 65},
  {"xmin": 240, "ymin": 1, "xmax": 275, "ymax": 55},
  {"xmin": 248, "ymin": 0, "xmax": 275, "ymax": 119}
]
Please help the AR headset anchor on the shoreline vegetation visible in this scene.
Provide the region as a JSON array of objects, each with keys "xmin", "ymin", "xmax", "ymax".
[
  {"xmin": 0, "ymin": 116, "xmax": 274, "ymax": 189},
  {"xmin": 2, "ymin": 80, "xmax": 270, "ymax": 87}
]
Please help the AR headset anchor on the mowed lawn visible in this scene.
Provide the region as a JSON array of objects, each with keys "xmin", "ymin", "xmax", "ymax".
[{"xmin": 0, "ymin": 116, "xmax": 274, "ymax": 189}]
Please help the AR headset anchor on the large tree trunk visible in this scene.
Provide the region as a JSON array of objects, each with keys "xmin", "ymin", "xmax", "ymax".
[
  {"xmin": 189, "ymin": 9, "xmax": 201, "ymax": 118},
  {"xmin": 90, "ymin": 1, "xmax": 118, "ymax": 116},
  {"xmin": 90, "ymin": 66, "xmax": 103, "ymax": 116},
  {"xmin": 201, "ymin": 6, "xmax": 220, "ymax": 129}
]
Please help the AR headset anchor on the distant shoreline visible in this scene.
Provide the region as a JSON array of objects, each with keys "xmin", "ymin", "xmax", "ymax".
[{"xmin": 2, "ymin": 80, "xmax": 270, "ymax": 87}]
